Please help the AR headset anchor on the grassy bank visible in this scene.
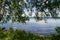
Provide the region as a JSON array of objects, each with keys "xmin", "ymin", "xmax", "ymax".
[{"xmin": 0, "ymin": 27, "xmax": 60, "ymax": 40}]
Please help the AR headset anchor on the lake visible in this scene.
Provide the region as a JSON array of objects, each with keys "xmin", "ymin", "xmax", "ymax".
[{"xmin": 0, "ymin": 18, "xmax": 60, "ymax": 36}]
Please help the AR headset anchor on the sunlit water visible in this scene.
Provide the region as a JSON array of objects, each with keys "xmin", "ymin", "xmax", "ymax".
[{"xmin": 0, "ymin": 18, "xmax": 60, "ymax": 35}]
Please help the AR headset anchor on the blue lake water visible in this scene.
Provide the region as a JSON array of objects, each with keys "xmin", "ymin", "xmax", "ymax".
[{"xmin": 0, "ymin": 18, "xmax": 60, "ymax": 35}]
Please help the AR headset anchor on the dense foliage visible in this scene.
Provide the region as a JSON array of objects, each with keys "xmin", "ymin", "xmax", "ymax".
[
  {"xmin": 0, "ymin": 0, "xmax": 29, "ymax": 23},
  {"xmin": 0, "ymin": 0, "xmax": 60, "ymax": 23},
  {"xmin": 0, "ymin": 27, "xmax": 60, "ymax": 40}
]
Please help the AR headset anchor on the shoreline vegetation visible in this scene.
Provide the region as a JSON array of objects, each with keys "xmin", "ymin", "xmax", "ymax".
[{"xmin": 0, "ymin": 27, "xmax": 60, "ymax": 40}]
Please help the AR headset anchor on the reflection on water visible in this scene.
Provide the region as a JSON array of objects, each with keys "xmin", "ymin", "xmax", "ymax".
[{"xmin": 0, "ymin": 18, "xmax": 60, "ymax": 35}]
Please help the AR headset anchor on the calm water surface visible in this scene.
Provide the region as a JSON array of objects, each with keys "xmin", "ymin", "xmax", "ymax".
[{"xmin": 0, "ymin": 18, "xmax": 60, "ymax": 35}]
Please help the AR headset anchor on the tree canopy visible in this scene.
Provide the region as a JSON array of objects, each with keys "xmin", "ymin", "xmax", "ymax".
[{"xmin": 0, "ymin": 0, "xmax": 60, "ymax": 23}]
